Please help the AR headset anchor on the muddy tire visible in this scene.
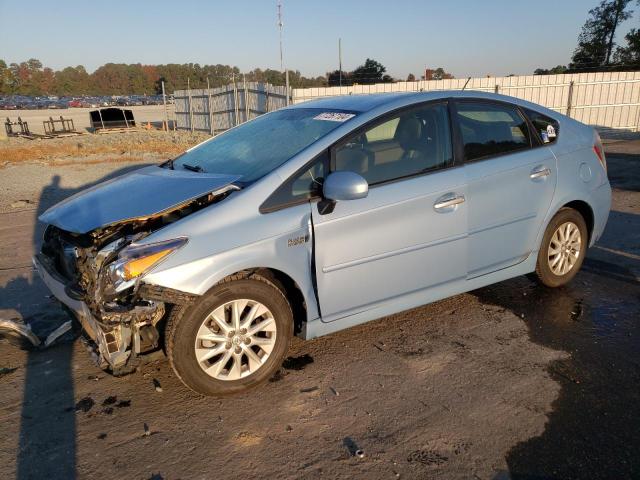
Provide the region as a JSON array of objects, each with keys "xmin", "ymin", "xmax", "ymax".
[
  {"xmin": 166, "ymin": 274, "xmax": 293, "ymax": 396},
  {"xmin": 534, "ymin": 208, "xmax": 588, "ymax": 288}
]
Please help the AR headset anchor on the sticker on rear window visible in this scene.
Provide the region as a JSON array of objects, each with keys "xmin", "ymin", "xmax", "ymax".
[
  {"xmin": 313, "ymin": 112, "xmax": 355, "ymax": 122},
  {"xmin": 546, "ymin": 125, "xmax": 557, "ymax": 138}
]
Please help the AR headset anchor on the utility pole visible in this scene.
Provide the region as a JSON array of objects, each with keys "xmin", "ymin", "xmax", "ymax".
[
  {"xmin": 338, "ymin": 38, "xmax": 342, "ymax": 87},
  {"xmin": 277, "ymin": 0, "xmax": 290, "ymax": 105}
]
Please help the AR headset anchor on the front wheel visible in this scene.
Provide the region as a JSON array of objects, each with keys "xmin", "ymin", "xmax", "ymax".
[
  {"xmin": 166, "ymin": 275, "xmax": 293, "ymax": 396},
  {"xmin": 534, "ymin": 208, "xmax": 588, "ymax": 288}
]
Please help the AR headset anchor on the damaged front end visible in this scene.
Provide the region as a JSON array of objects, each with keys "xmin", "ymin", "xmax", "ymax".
[{"xmin": 34, "ymin": 170, "xmax": 238, "ymax": 375}]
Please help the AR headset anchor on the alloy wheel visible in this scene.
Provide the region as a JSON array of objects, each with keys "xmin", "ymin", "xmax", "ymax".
[
  {"xmin": 194, "ymin": 299, "xmax": 277, "ymax": 381},
  {"xmin": 547, "ymin": 221, "xmax": 582, "ymax": 276}
]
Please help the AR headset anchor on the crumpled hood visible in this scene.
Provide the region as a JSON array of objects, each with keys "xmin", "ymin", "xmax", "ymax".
[{"xmin": 39, "ymin": 166, "xmax": 241, "ymax": 234}]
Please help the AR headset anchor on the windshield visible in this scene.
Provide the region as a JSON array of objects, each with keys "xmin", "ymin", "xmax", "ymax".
[{"xmin": 171, "ymin": 108, "xmax": 356, "ymax": 182}]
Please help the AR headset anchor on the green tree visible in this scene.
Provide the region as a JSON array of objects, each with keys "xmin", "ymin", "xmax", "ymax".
[
  {"xmin": 0, "ymin": 59, "xmax": 15, "ymax": 94},
  {"xmin": 352, "ymin": 58, "xmax": 390, "ymax": 84},
  {"xmin": 614, "ymin": 28, "xmax": 640, "ymax": 66},
  {"xmin": 571, "ymin": 0, "xmax": 634, "ymax": 70},
  {"xmin": 406, "ymin": 73, "xmax": 416, "ymax": 82},
  {"xmin": 53, "ymin": 66, "xmax": 90, "ymax": 95},
  {"xmin": 534, "ymin": 65, "xmax": 569, "ymax": 75}
]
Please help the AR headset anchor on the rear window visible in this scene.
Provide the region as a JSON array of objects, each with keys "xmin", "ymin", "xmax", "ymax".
[
  {"xmin": 523, "ymin": 108, "xmax": 559, "ymax": 144},
  {"xmin": 455, "ymin": 102, "xmax": 531, "ymax": 161}
]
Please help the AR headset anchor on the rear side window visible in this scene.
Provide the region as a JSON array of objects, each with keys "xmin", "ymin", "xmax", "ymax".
[
  {"xmin": 455, "ymin": 102, "xmax": 531, "ymax": 161},
  {"xmin": 523, "ymin": 108, "xmax": 559, "ymax": 144}
]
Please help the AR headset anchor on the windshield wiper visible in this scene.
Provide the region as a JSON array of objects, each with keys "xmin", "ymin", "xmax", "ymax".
[{"xmin": 183, "ymin": 163, "xmax": 205, "ymax": 173}]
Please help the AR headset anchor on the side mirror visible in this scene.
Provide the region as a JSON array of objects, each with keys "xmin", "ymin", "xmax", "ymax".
[{"xmin": 322, "ymin": 171, "xmax": 369, "ymax": 201}]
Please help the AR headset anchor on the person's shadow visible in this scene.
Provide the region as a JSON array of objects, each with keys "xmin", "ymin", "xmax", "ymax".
[{"xmin": 0, "ymin": 164, "xmax": 148, "ymax": 479}]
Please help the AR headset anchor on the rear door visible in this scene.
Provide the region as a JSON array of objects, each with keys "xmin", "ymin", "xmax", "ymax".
[
  {"xmin": 452, "ymin": 100, "xmax": 557, "ymax": 278},
  {"xmin": 311, "ymin": 101, "xmax": 468, "ymax": 320}
]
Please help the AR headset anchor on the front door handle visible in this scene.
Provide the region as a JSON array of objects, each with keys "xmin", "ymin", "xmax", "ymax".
[
  {"xmin": 434, "ymin": 194, "xmax": 465, "ymax": 212},
  {"xmin": 530, "ymin": 166, "xmax": 551, "ymax": 180}
]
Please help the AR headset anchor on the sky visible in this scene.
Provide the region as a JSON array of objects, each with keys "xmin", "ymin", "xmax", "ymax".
[{"xmin": 0, "ymin": 0, "xmax": 638, "ymax": 79}]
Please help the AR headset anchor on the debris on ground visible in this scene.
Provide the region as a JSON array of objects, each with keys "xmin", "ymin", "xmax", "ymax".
[
  {"xmin": 102, "ymin": 396, "xmax": 117, "ymax": 406},
  {"xmin": 143, "ymin": 423, "xmax": 151, "ymax": 436},
  {"xmin": 44, "ymin": 320, "xmax": 72, "ymax": 347},
  {"xmin": 153, "ymin": 378, "xmax": 163, "ymax": 392},
  {"xmin": 299, "ymin": 386, "xmax": 319, "ymax": 393},
  {"xmin": 115, "ymin": 399, "xmax": 131, "ymax": 408},
  {"xmin": 97, "ymin": 433, "xmax": 107, "ymax": 440},
  {"xmin": 329, "ymin": 386, "xmax": 340, "ymax": 396},
  {"xmin": 75, "ymin": 397, "xmax": 95, "ymax": 413},
  {"xmin": 10, "ymin": 199, "xmax": 34, "ymax": 209},
  {"xmin": 343, "ymin": 437, "xmax": 363, "ymax": 458},
  {"xmin": 0, "ymin": 319, "xmax": 41, "ymax": 348},
  {"xmin": 0, "ymin": 366, "xmax": 18, "ymax": 378},
  {"xmin": 282, "ymin": 354, "xmax": 314, "ymax": 370}
]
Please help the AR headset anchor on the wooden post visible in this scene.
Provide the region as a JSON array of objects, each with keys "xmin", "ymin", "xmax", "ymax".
[
  {"xmin": 207, "ymin": 77, "xmax": 214, "ymax": 136},
  {"xmin": 187, "ymin": 78, "xmax": 194, "ymax": 132},
  {"xmin": 265, "ymin": 84, "xmax": 270, "ymax": 113},
  {"xmin": 232, "ymin": 73, "xmax": 239, "ymax": 127},
  {"xmin": 243, "ymin": 74, "xmax": 249, "ymax": 122},
  {"xmin": 566, "ymin": 80, "xmax": 575, "ymax": 118},
  {"xmin": 161, "ymin": 81, "xmax": 169, "ymax": 132}
]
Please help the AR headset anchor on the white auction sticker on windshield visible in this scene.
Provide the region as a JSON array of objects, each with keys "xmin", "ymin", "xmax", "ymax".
[{"xmin": 313, "ymin": 112, "xmax": 355, "ymax": 122}]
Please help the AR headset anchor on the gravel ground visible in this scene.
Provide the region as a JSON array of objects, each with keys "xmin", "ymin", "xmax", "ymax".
[{"xmin": 0, "ymin": 140, "xmax": 638, "ymax": 480}]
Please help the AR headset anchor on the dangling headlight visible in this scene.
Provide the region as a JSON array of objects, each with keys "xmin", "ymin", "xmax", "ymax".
[{"xmin": 107, "ymin": 237, "xmax": 188, "ymax": 291}]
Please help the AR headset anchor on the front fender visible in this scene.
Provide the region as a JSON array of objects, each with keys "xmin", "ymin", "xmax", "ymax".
[{"xmin": 142, "ymin": 210, "xmax": 319, "ymax": 323}]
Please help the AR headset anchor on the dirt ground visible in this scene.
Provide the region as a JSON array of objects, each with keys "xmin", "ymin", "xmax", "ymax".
[{"xmin": 0, "ymin": 134, "xmax": 638, "ymax": 480}]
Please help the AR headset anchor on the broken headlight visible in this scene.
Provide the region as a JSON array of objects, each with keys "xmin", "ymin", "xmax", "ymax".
[{"xmin": 107, "ymin": 237, "xmax": 188, "ymax": 292}]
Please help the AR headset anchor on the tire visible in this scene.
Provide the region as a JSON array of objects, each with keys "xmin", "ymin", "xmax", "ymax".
[
  {"xmin": 534, "ymin": 208, "xmax": 588, "ymax": 288},
  {"xmin": 166, "ymin": 274, "xmax": 293, "ymax": 396}
]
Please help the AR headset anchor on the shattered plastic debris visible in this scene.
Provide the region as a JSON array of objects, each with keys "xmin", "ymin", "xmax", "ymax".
[
  {"xmin": 44, "ymin": 320, "xmax": 72, "ymax": 347},
  {"xmin": 300, "ymin": 385, "xmax": 319, "ymax": 393},
  {"xmin": 0, "ymin": 319, "xmax": 41, "ymax": 348},
  {"xmin": 153, "ymin": 378, "xmax": 163, "ymax": 392}
]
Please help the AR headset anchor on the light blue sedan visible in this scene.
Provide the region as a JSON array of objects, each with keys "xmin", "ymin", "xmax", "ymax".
[{"xmin": 35, "ymin": 91, "xmax": 611, "ymax": 395}]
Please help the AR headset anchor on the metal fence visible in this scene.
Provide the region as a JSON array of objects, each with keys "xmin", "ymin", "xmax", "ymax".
[
  {"xmin": 174, "ymin": 72, "xmax": 640, "ymax": 137},
  {"xmin": 293, "ymin": 71, "xmax": 640, "ymax": 137},
  {"xmin": 174, "ymin": 82, "xmax": 289, "ymax": 134}
]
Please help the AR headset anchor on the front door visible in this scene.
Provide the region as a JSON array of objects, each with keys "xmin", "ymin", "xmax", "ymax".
[{"xmin": 312, "ymin": 101, "xmax": 468, "ymax": 321}]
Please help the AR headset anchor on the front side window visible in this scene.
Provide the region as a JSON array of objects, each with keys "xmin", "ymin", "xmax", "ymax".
[
  {"xmin": 260, "ymin": 153, "xmax": 328, "ymax": 212},
  {"xmin": 171, "ymin": 108, "xmax": 356, "ymax": 183},
  {"xmin": 333, "ymin": 102, "xmax": 453, "ymax": 185},
  {"xmin": 455, "ymin": 102, "xmax": 531, "ymax": 161}
]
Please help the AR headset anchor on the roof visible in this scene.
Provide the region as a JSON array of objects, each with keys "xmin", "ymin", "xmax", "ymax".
[
  {"xmin": 290, "ymin": 92, "xmax": 417, "ymax": 112},
  {"xmin": 289, "ymin": 90, "xmax": 523, "ymax": 113}
]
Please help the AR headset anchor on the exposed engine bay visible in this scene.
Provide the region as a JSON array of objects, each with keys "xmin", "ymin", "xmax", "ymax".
[{"xmin": 36, "ymin": 187, "xmax": 235, "ymax": 375}]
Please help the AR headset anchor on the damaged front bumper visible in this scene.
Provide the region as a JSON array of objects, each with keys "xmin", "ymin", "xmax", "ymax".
[{"xmin": 33, "ymin": 254, "xmax": 165, "ymax": 373}]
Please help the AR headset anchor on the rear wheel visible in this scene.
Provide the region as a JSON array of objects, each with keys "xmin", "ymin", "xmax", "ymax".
[
  {"xmin": 534, "ymin": 208, "xmax": 588, "ymax": 288},
  {"xmin": 166, "ymin": 275, "xmax": 293, "ymax": 396}
]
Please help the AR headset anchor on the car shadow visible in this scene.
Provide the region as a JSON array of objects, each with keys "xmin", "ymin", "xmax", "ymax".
[
  {"xmin": 0, "ymin": 163, "xmax": 148, "ymax": 479},
  {"xmin": 477, "ymin": 208, "xmax": 640, "ymax": 479}
]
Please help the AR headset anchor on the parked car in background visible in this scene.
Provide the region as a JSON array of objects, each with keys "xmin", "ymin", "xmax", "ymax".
[{"xmin": 34, "ymin": 91, "xmax": 611, "ymax": 396}]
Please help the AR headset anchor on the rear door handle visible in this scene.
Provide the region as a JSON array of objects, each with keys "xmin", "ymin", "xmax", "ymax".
[
  {"xmin": 530, "ymin": 166, "xmax": 551, "ymax": 180},
  {"xmin": 434, "ymin": 194, "xmax": 465, "ymax": 212}
]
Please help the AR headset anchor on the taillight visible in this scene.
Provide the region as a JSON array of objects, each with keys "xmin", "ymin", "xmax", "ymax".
[{"xmin": 593, "ymin": 132, "xmax": 607, "ymax": 174}]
